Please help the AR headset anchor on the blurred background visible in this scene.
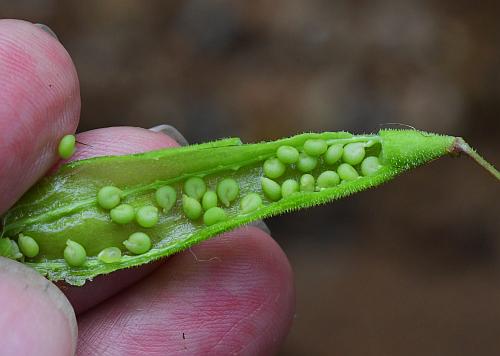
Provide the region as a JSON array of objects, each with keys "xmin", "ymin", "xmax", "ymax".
[{"xmin": 1, "ymin": 1, "xmax": 499, "ymax": 354}]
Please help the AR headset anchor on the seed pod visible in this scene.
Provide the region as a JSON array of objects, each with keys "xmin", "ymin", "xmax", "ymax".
[
  {"xmin": 240, "ymin": 193, "xmax": 263, "ymax": 214},
  {"xmin": 217, "ymin": 178, "xmax": 239, "ymax": 207},
  {"xmin": 58, "ymin": 134, "xmax": 76, "ymax": 159},
  {"xmin": 300, "ymin": 174, "xmax": 315, "ymax": 192},
  {"xmin": 202, "ymin": 190, "xmax": 218, "ymax": 210},
  {"xmin": 123, "ymin": 232, "xmax": 151, "ymax": 254},
  {"xmin": 136, "ymin": 206, "xmax": 159, "ymax": 228},
  {"xmin": 281, "ymin": 179, "xmax": 299, "ymax": 198},
  {"xmin": 324, "ymin": 144, "xmax": 343, "ymax": 165},
  {"xmin": 303, "ymin": 139, "xmax": 327, "ymax": 156},
  {"xmin": 261, "ymin": 177, "xmax": 282, "ymax": 201},
  {"xmin": 297, "ymin": 153, "xmax": 318, "ymax": 173},
  {"xmin": 64, "ymin": 240, "xmax": 87, "ymax": 267},
  {"xmin": 263, "ymin": 157, "xmax": 286, "ymax": 179},
  {"xmin": 184, "ymin": 177, "xmax": 206, "ymax": 200},
  {"xmin": 97, "ymin": 186, "xmax": 122, "ymax": 209},
  {"xmin": 155, "ymin": 186, "xmax": 177, "ymax": 212},
  {"xmin": 203, "ymin": 207, "xmax": 227, "ymax": 226},
  {"xmin": 97, "ymin": 247, "xmax": 122, "ymax": 263},
  {"xmin": 316, "ymin": 171, "xmax": 340, "ymax": 189},
  {"xmin": 276, "ymin": 145, "xmax": 299, "ymax": 164},
  {"xmin": 342, "ymin": 142, "xmax": 366, "ymax": 165},
  {"xmin": 18, "ymin": 234, "xmax": 39, "ymax": 258},
  {"xmin": 182, "ymin": 195, "xmax": 202, "ymax": 220},
  {"xmin": 337, "ymin": 163, "xmax": 359, "ymax": 181},
  {"xmin": 110, "ymin": 204, "xmax": 135, "ymax": 224}
]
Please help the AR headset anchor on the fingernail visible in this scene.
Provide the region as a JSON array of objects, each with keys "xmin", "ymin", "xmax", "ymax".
[
  {"xmin": 247, "ymin": 220, "xmax": 271, "ymax": 235},
  {"xmin": 149, "ymin": 124, "xmax": 189, "ymax": 146},
  {"xmin": 33, "ymin": 23, "xmax": 59, "ymax": 41}
]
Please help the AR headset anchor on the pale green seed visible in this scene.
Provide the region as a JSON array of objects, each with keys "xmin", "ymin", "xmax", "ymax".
[
  {"xmin": 303, "ymin": 139, "xmax": 327, "ymax": 156},
  {"xmin": 184, "ymin": 177, "xmax": 207, "ymax": 200},
  {"xmin": 18, "ymin": 234, "xmax": 39, "ymax": 258},
  {"xmin": 123, "ymin": 232, "xmax": 151, "ymax": 255},
  {"xmin": 182, "ymin": 195, "xmax": 203, "ymax": 220},
  {"xmin": 263, "ymin": 157, "xmax": 286, "ymax": 179},
  {"xmin": 361, "ymin": 156, "xmax": 382, "ymax": 176},
  {"xmin": 155, "ymin": 186, "xmax": 177, "ymax": 212},
  {"xmin": 300, "ymin": 174, "xmax": 315, "ymax": 192},
  {"xmin": 342, "ymin": 142, "xmax": 366, "ymax": 165},
  {"xmin": 281, "ymin": 179, "xmax": 299, "ymax": 198},
  {"xmin": 217, "ymin": 178, "xmax": 239, "ymax": 207},
  {"xmin": 324, "ymin": 144, "xmax": 343, "ymax": 165},
  {"xmin": 98, "ymin": 247, "xmax": 122, "ymax": 263},
  {"xmin": 297, "ymin": 153, "xmax": 318, "ymax": 173},
  {"xmin": 261, "ymin": 177, "xmax": 281, "ymax": 201},
  {"xmin": 203, "ymin": 207, "xmax": 227, "ymax": 226},
  {"xmin": 58, "ymin": 134, "xmax": 76, "ymax": 159},
  {"xmin": 316, "ymin": 171, "xmax": 340, "ymax": 189},
  {"xmin": 337, "ymin": 163, "xmax": 359, "ymax": 181},
  {"xmin": 202, "ymin": 190, "xmax": 218, "ymax": 210},
  {"xmin": 64, "ymin": 240, "xmax": 87, "ymax": 267},
  {"xmin": 240, "ymin": 193, "xmax": 262, "ymax": 214},
  {"xmin": 97, "ymin": 186, "xmax": 122, "ymax": 209},
  {"xmin": 136, "ymin": 205, "xmax": 159, "ymax": 228},
  {"xmin": 276, "ymin": 145, "xmax": 299, "ymax": 164},
  {"xmin": 9, "ymin": 239, "xmax": 23, "ymax": 260},
  {"xmin": 110, "ymin": 204, "xmax": 135, "ymax": 224}
]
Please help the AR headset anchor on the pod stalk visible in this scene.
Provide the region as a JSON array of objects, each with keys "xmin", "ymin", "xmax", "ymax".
[{"xmin": 448, "ymin": 137, "xmax": 500, "ymax": 181}]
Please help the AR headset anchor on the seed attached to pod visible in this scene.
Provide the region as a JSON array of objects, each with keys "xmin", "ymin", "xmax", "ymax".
[
  {"xmin": 123, "ymin": 232, "xmax": 151, "ymax": 255},
  {"xmin": 110, "ymin": 204, "xmax": 135, "ymax": 224},
  {"xmin": 217, "ymin": 178, "xmax": 239, "ymax": 207},
  {"xmin": 240, "ymin": 193, "xmax": 263, "ymax": 214},
  {"xmin": 263, "ymin": 157, "xmax": 286, "ymax": 179},
  {"xmin": 18, "ymin": 234, "xmax": 39, "ymax": 258},
  {"xmin": 281, "ymin": 179, "xmax": 299, "ymax": 198},
  {"xmin": 182, "ymin": 195, "xmax": 203, "ymax": 220},
  {"xmin": 64, "ymin": 240, "xmax": 87, "ymax": 267},
  {"xmin": 261, "ymin": 177, "xmax": 282, "ymax": 201},
  {"xmin": 184, "ymin": 177, "xmax": 207, "ymax": 200},
  {"xmin": 342, "ymin": 142, "xmax": 366, "ymax": 165},
  {"xmin": 316, "ymin": 171, "xmax": 340, "ymax": 189},
  {"xmin": 97, "ymin": 247, "xmax": 122, "ymax": 263},
  {"xmin": 203, "ymin": 207, "xmax": 227, "ymax": 226},
  {"xmin": 337, "ymin": 163, "xmax": 359, "ymax": 181},
  {"xmin": 303, "ymin": 139, "xmax": 328, "ymax": 157},
  {"xmin": 300, "ymin": 174, "xmax": 315, "ymax": 192},
  {"xmin": 58, "ymin": 134, "xmax": 76, "ymax": 159},
  {"xmin": 276, "ymin": 145, "xmax": 299, "ymax": 164},
  {"xmin": 297, "ymin": 153, "xmax": 318, "ymax": 173},
  {"xmin": 155, "ymin": 185, "xmax": 177, "ymax": 212},
  {"xmin": 324, "ymin": 144, "xmax": 343, "ymax": 165},
  {"xmin": 361, "ymin": 156, "xmax": 382, "ymax": 176},
  {"xmin": 136, "ymin": 205, "xmax": 159, "ymax": 228},
  {"xmin": 202, "ymin": 190, "xmax": 218, "ymax": 210},
  {"xmin": 97, "ymin": 186, "xmax": 122, "ymax": 209}
]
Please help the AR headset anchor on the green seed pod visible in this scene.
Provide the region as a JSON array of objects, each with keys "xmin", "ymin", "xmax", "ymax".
[
  {"xmin": 297, "ymin": 153, "xmax": 318, "ymax": 173},
  {"xmin": 110, "ymin": 204, "xmax": 135, "ymax": 224},
  {"xmin": 361, "ymin": 156, "xmax": 382, "ymax": 177},
  {"xmin": 303, "ymin": 139, "xmax": 328, "ymax": 157},
  {"xmin": 281, "ymin": 179, "xmax": 299, "ymax": 198},
  {"xmin": 155, "ymin": 185, "xmax": 177, "ymax": 212},
  {"xmin": 240, "ymin": 193, "xmax": 263, "ymax": 214},
  {"xmin": 217, "ymin": 178, "xmax": 239, "ymax": 207},
  {"xmin": 183, "ymin": 177, "xmax": 206, "ymax": 200},
  {"xmin": 203, "ymin": 207, "xmax": 227, "ymax": 226},
  {"xmin": 342, "ymin": 142, "xmax": 366, "ymax": 165},
  {"xmin": 202, "ymin": 190, "xmax": 218, "ymax": 210},
  {"xmin": 300, "ymin": 174, "xmax": 315, "ymax": 192},
  {"xmin": 324, "ymin": 144, "xmax": 343, "ymax": 165},
  {"xmin": 97, "ymin": 186, "xmax": 122, "ymax": 209},
  {"xmin": 18, "ymin": 234, "xmax": 39, "ymax": 258},
  {"xmin": 276, "ymin": 145, "xmax": 299, "ymax": 164},
  {"xmin": 136, "ymin": 205, "xmax": 159, "ymax": 228},
  {"xmin": 337, "ymin": 163, "xmax": 359, "ymax": 181},
  {"xmin": 263, "ymin": 157, "xmax": 286, "ymax": 179},
  {"xmin": 64, "ymin": 240, "xmax": 87, "ymax": 267},
  {"xmin": 316, "ymin": 171, "xmax": 340, "ymax": 189},
  {"xmin": 123, "ymin": 232, "xmax": 151, "ymax": 255},
  {"xmin": 97, "ymin": 247, "xmax": 122, "ymax": 263},
  {"xmin": 261, "ymin": 177, "xmax": 282, "ymax": 201},
  {"xmin": 182, "ymin": 195, "xmax": 203, "ymax": 220},
  {"xmin": 58, "ymin": 134, "xmax": 76, "ymax": 159}
]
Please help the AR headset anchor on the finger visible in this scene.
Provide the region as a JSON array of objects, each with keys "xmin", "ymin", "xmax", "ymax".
[
  {"xmin": 0, "ymin": 257, "xmax": 77, "ymax": 355},
  {"xmin": 77, "ymin": 226, "xmax": 295, "ymax": 355},
  {"xmin": 0, "ymin": 20, "xmax": 80, "ymax": 214}
]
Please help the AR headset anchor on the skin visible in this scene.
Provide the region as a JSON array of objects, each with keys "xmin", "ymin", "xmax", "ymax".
[{"xmin": 0, "ymin": 20, "xmax": 294, "ymax": 355}]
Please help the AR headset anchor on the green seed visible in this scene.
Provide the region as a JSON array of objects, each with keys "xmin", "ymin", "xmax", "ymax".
[
  {"xmin": 316, "ymin": 171, "xmax": 340, "ymax": 189},
  {"xmin": 297, "ymin": 153, "xmax": 318, "ymax": 173},
  {"xmin": 136, "ymin": 205, "xmax": 159, "ymax": 228},
  {"xmin": 98, "ymin": 247, "xmax": 122, "ymax": 263},
  {"xmin": 123, "ymin": 232, "xmax": 151, "ymax": 255},
  {"xmin": 303, "ymin": 139, "xmax": 327, "ymax": 156},
  {"xmin": 300, "ymin": 174, "xmax": 315, "ymax": 192},
  {"xmin": 0, "ymin": 238, "xmax": 12, "ymax": 257},
  {"xmin": 324, "ymin": 144, "xmax": 343, "ymax": 165},
  {"xmin": 202, "ymin": 190, "xmax": 218, "ymax": 210},
  {"xmin": 182, "ymin": 195, "xmax": 203, "ymax": 220},
  {"xmin": 361, "ymin": 156, "xmax": 382, "ymax": 176},
  {"xmin": 58, "ymin": 134, "xmax": 76, "ymax": 159},
  {"xmin": 337, "ymin": 163, "xmax": 359, "ymax": 181},
  {"xmin": 281, "ymin": 179, "xmax": 299, "ymax": 198},
  {"xmin": 342, "ymin": 142, "xmax": 366, "ymax": 165},
  {"xmin": 64, "ymin": 240, "xmax": 86, "ymax": 267},
  {"xmin": 97, "ymin": 186, "xmax": 122, "ymax": 209},
  {"xmin": 217, "ymin": 178, "xmax": 239, "ymax": 207},
  {"xmin": 263, "ymin": 157, "xmax": 286, "ymax": 179},
  {"xmin": 276, "ymin": 145, "xmax": 299, "ymax": 164},
  {"xmin": 203, "ymin": 207, "xmax": 227, "ymax": 226},
  {"xmin": 184, "ymin": 177, "xmax": 206, "ymax": 200},
  {"xmin": 240, "ymin": 193, "xmax": 262, "ymax": 214},
  {"xmin": 261, "ymin": 177, "xmax": 281, "ymax": 201},
  {"xmin": 18, "ymin": 234, "xmax": 39, "ymax": 258},
  {"xmin": 155, "ymin": 186, "xmax": 177, "ymax": 212},
  {"xmin": 9, "ymin": 239, "xmax": 23, "ymax": 260},
  {"xmin": 110, "ymin": 204, "xmax": 135, "ymax": 224}
]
